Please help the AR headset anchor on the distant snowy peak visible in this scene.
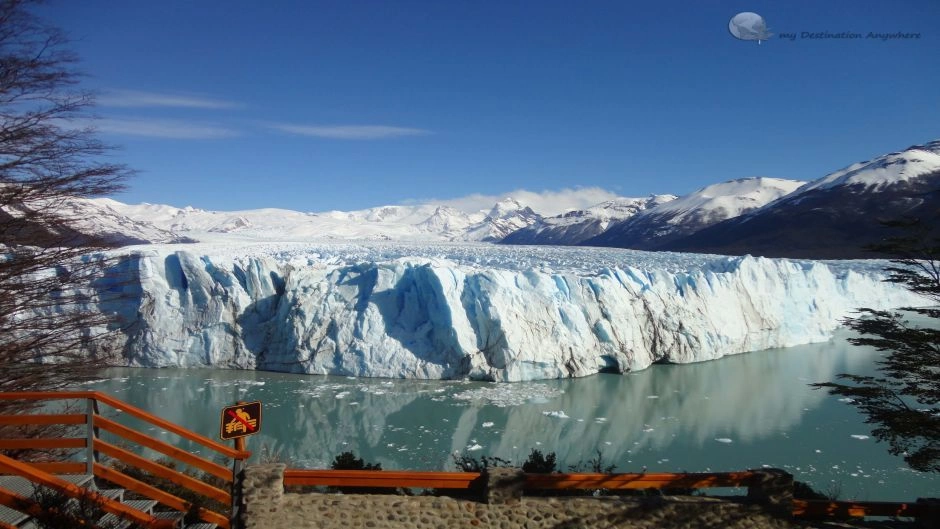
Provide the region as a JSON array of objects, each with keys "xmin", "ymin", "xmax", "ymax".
[
  {"xmin": 416, "ymin": 206, "xmax": 478, "ymax": 234},
  {"xmin": 662, "ymin": 141, "xmax": 940, "ymax": 258},
  {"xmin": 581, "ymin": 195, "xmax": 678, "ymax": 220},
  {"xmin": 796, "ymin": 140, "xmax": 940, "ymax": 194},
  {"xmin": 646, "ymin": 177, "xmax": 806, "ymax": 224},
  {"xmin": 580, "ymin": 178, "xmax": 805, "ymax": 250},
  {"xmin": 500, "ymin": 195, "xmax": 675, "ymax": 246},
  {"xmin": 57, "ymin": 197, "xmax": 191, "ymax": 245},
  {"xmin": 463, "ymin": 197, "xmax": 542, "ymax": 242}
]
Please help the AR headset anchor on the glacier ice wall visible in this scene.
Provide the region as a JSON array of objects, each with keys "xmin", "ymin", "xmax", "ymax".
[{"xmin": 89, "ymin": 246, "xmax": 924, "ymax": 382}]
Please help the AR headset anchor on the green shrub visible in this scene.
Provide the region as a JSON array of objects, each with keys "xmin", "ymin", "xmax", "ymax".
[
  {"xmin": 452, "ymin": 452, "xmax": 511, "ymax": 472},
  {"xmin": 521, "ymin": 449, "xmax": 557, "ymax": 474},
  {"xmin": 22, "ymin": 487, "xmax": 145, "ymax": 529},
  {"xmin": 106, "ymin": 459, "xmax": 228, "ymax": 525},
  {"xmin": 331, "ymin": 451, "xmax": 382, "ymax": 470}
]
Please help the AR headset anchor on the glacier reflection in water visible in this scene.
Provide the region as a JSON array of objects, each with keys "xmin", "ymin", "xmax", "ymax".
[{"xmin": 85, "ymin": 328, "xmax": 936, "ymax": 501}]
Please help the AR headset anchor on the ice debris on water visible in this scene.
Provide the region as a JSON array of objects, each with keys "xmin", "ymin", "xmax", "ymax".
[
  {"xmin": 715, "ymin": 438, "xmax": 733, "ymax": 443},
  {"xmin": 851, "ymin": 434, "xmax": 870, "ymax": 440},
  {"xmin": 542, "ymin": 410, "xmax": 569, "ymax": 419},
  {"xmin": 453, "ymin": 384, "xmax": 561, "ymax": 407}
]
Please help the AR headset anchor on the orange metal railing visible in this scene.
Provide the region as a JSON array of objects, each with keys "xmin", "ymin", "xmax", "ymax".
[
  {"xmin": 792, "ymin": 499, "xmax": 927, "ymax": 518},
  {"xmin": 0, "ymin": 452, "xmax": 176, "ymax": 528},
  {"xmin": 0, "ymin": 390, "xmax": 251, "ymax": 528},
  {"xmin": 284, "ymin": 469, "xmax": 484, "ymax": 489},
  {"xmin": 283, "ymin": 468, "xmax": 932, "ymax": 520},
  {"xmin": 0, "ymin": 390, "xmax": 930, "ymax": 524}
]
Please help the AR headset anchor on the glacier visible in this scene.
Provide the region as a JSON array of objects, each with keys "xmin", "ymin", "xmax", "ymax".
[{"xmin": 86, "ymin": 242, "xmax": 924, "ymax": 382}]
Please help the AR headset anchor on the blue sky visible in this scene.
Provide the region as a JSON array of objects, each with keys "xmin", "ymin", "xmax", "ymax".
[{"xmin": 37, "ymin": 0, "xmax": 940, "ymax": 212}]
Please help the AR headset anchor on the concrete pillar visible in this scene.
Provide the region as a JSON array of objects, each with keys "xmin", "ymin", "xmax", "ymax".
[
  {"xmin": 484, "ymin": 467, "xmax": 525, "ymax": 505},
  {"xmin": 746, "ymin": 468, "xmax": 793, "ymax": 516},
  {"xmin": 242, "ymin": 464, "xmax": 286, "ymax": 529}
]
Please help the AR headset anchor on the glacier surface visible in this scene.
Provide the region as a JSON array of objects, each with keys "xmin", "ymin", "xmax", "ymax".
[{"xmin": 88, "ymin": 242, "xmax": 924, "ymax": 382}]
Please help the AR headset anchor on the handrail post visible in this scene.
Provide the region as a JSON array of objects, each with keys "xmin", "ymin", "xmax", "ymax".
[
  {"xmin": 85, "ymin": 397, "xmax": 98, "ymax": 476},
  {"xmin": 231, "ymin": 437, "xmax": 246, "ymax": 529}
]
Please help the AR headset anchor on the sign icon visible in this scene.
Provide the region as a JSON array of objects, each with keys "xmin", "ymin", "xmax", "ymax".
[
  {"xmin": 728, "ymin": 12, "xmax": 773, "ymax": 44},
  {"xmin": 220, "ymin": 401, "xmax": 262, "ymax": 440}
]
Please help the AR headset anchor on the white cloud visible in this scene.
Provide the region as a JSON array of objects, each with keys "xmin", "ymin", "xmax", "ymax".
[
  {"xmin": 77, "ymin": 117, "xmax": 240, "ymax": 139},
  {"xmin": 411, "ymin": 187, "xmax": 627, "ymax": 216},
  {"xmin": 98, "ymin": 90, "xmax": 240, "ymax": 109},
  {"xmin": 267, "ymin": 123, "xmax": 431, "ymax": 140}
]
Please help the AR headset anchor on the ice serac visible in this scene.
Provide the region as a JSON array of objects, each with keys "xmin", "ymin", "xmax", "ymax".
[{"xmin": 93, "ymin": 246, "xmax": 923, "ymax": 382}]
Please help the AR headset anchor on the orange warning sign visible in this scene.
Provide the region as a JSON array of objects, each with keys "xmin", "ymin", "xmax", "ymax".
[{"xmin": 220, "ymin": 401, "xmax": 262, "ymax": 440}]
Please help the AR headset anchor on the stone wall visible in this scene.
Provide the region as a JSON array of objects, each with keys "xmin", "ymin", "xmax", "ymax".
[{"xmin": 241, "ymin": 465, "xmax": 804, "ymax": 529}]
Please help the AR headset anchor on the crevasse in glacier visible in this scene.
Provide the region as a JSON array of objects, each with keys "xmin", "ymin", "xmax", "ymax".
[{"xmin": 88, "ymin": 243, "xmax": 924, "ymax": 382}]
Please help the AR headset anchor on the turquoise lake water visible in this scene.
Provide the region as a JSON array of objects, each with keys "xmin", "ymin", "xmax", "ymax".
[{"xmin": 85, "ymin": 328, "xmax": 937, "ymax": 502}]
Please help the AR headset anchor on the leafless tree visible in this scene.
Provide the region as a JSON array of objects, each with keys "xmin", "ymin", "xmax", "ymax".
[{"xmin": 0, "ymin": 0, "xmax": 132, "ymax": 423}]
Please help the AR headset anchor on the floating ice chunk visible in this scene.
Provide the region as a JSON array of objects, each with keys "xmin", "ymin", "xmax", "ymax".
[
  {"xmin": 838, "ymin": 397, "xmax": 855, "ymax": 403},
  {"xmin": 542, "ymin": 410, "xmax": 569, "ymax": 419},
  {"xmin": 643, "ymin": 428, "xmax": 654, "ymax": 432},
  {"xmin": 335, "ymin": 391, "xmax": 350, "ymax": 399},
  {"xmin": 647, "ymin": 395, "xmax": 659, "ymax": 399},
  {"xmin": 595, "ymin": 417, "xmax": 607, "ymax": 423},
  {"xmin": 467, "ymin": 444, "xmax": 483, "ymax": 451},
  {"xmin": 715, "ymin": 438, "xmax": 733, "ymax": 443},
  {"xmin": 454, "ymin": 385, "xmax": 561, "ymax": 407},
  {"xmin": 850, "ymin": 434, "xmax": 870, "ymax": 440},
  {"xmin": 482, "ymin": 422, "xmax": 494, "ymax": 428}
]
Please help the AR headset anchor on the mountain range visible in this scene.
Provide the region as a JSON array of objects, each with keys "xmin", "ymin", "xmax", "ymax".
[{"xmin": 48, "ymin": 139, "xmax": 940, "ymax": 258}]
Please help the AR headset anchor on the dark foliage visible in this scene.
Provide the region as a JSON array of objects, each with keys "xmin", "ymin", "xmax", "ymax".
[
  {"xmin": 0, "ymin": 0, "xmax": 132, "ymax": 459},
  {"xmin": 107, "ymin": 459, "xmax": 227, "ymax": 525},
  {"xmin": 328, "ymin": 450, "xmax": 396, "ymax": 495},
  {"xmin": 566, "ymin": 449, "xmax": 617, "ymax": 474},
  {"xmin": 331, "ymin": 450, "xmax": 382, "ymax": 471},
  {"xmin": 521, "ymin": 449, "xmax": 557, "ymax": 473},
  {"xmin": 813, "ymin": 216, "xmax": 940, "ymax": 472},
  {"xmin": 451, "ymin": 452, "xmax": 512, "ymax": 472},
  {"xmin": 0, "ymin": 0, "xmax": 131, "ymax": 394},
  {"xmin": 20, "ymin": 486, "xmax": 144, "ymax": 529}
]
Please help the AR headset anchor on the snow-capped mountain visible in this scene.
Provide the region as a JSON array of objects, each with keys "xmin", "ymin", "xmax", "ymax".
[
  {"xmin": 0, "ymin": 194, "xmax": 190, "ymax": 247},
  {"xmin": 459, "ymin": 197, "xmax": 542, "ymax": 242},
  {"xmin": 664, "ymin": 140, "xmax": 940, "ymax": 258},
  {"xmin": 98, "ymin": 200, "xmax": 468, "ymax": 242},
  {"xmin": 501, "ymin": 195, "xmax": 677, "ymax": 245},
  {"xmin": 93, "ymin": 196, "xmax": 544, "ymax": 244},
  {"xmin": 69, "ymin": 137, "xmax": 940, "ymax": 258},
  {"xmin": 582, "ymin": 177, "xmax": 805, "ymax": 250},
  {"xmin": 416, "ymin": 206, "xmax": 480, "ymax": 236},
  {"xmin": 64, "ymin": 198, "xmax": 194, "ymax": 245}
]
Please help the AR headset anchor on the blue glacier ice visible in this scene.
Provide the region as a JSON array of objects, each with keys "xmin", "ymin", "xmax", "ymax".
[{"xmin": 86, "ymin": 242, "xmax": 925, "ymax": 382}]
